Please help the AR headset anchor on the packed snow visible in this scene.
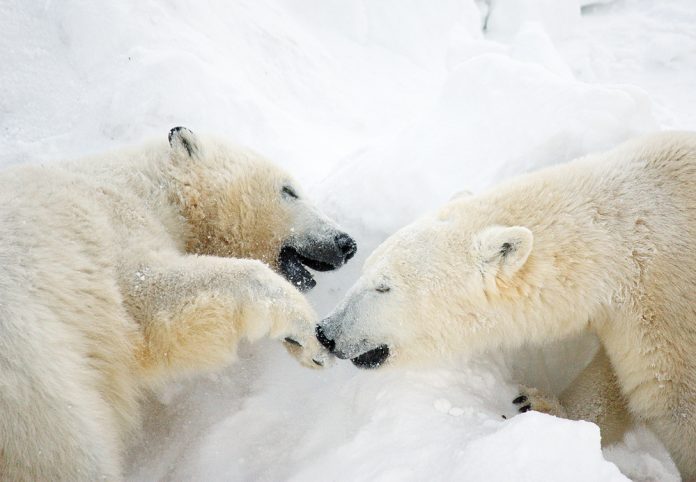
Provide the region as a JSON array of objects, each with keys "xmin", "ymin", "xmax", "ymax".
[{"xmin": 2, "ymin": 0, "xmax": 695, "ymax": 480}]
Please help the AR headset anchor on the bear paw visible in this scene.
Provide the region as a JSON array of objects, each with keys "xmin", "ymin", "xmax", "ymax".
[{"xmin": 513, "ymin": 386, "xmax": 567, "ymax": 418}]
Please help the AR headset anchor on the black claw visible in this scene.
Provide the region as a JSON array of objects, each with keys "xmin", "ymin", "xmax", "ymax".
[
  {"xmin": 513, "ymin": 395, "xmax": 528, "ymax": 405},
  {"xmin": 501, "ymin": 415, "xmax": 507, "ymax": 420},
  {"xmin": 519, "ymin": 404, "xmax": 532, "ymax": 413}
]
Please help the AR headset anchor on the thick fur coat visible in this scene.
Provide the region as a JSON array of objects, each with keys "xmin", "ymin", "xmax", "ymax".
[
  {"xmin": 320, "ymin": 132, "xmax": 696, "ymax": 479},
  {"xmin": 0, "ymin": 128, "xmax": 350, "ymax": 480}
]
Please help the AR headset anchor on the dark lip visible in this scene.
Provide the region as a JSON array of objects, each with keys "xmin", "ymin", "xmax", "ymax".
[
  {"xmin": 351, "ymin": 345, "xmax": 390, "ymax": 369},
  {"xmin": 278, "ymin": 245, "xmax": 344, "ymax": 292},
  {"xmin": 296, "ymin": 251, "xmax": 339, "ymax": 272},
  {"xmin": 279, "ymin": 246, "xmax": 316, "ymax": 291}
]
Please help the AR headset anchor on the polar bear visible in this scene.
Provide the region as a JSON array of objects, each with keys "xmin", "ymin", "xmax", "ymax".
[
  {"xmin": 318, "ymin": 132, "xmax": 696, "ymax": 480},
  {"xmin": 0, "ymin": 127, "xmax": 355, "ymax": 481}
]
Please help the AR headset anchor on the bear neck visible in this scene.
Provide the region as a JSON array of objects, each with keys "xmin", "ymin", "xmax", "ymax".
[
  {"xmin": 477, "ymin": 156, "xmax": 645, "ymax": 347},
  {"xmin": 66, "ymin": 141, "xmax": 193, "ymax": 250},
  {"xmin": 154, "ymin": 154, "xmax": 282, "ymax": 266}
]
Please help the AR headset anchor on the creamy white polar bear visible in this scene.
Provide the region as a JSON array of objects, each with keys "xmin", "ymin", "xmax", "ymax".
[
  {"xmin": 319, "ymin": 132, "xmax": 696, "ymax": 480},
  {"xmin": 0, "ymin": 127, "xmax": 355, "ymax": 481}
]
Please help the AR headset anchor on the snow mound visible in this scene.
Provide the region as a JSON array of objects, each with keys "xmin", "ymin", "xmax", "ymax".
[{"xmin": 130, "ymin": 347, "xmax": 628, "ymax": 482}]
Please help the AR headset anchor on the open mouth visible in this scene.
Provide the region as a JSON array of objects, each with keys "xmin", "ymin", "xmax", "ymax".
[
  {"xmin": 351, "ymin": 344, "xmax": 390, "ymax": 369},
  {"xmin": 279, "ymin": 246, "xmax": 340, "ymax": 292}
]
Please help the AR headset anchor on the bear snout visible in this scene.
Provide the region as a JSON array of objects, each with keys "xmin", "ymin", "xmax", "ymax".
[
  {"xmin": 315, "ymin": 322, "xmax": 388, "ymax": 366},
  {"xmin": 315, "ymin": 324, "xmax": 336, "ymax": 352},
  {"xmin": 350, "ymin": 344, "xmax": 390, "ymax": 369},
  {"xmin": 334, "ymin": 232, "xmax": 357, "ymax": 261},
  {"xmin": 278, "ymin": 232, "xmax": 357, "ymax": 292}
]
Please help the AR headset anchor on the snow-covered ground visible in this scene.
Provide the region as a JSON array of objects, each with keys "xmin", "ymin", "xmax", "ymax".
[{"xmin": 2, "ymin": 0, "xmax": 695, "ymax": 480}]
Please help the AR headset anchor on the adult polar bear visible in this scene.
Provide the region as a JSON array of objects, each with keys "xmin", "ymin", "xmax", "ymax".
[
  {"xmin": 0, "ymin": 127, "xmax": 355, "ymax": 481},
  {"xmin": 318, "ymin": 132, "xmax": 696, "ymax": 479}
]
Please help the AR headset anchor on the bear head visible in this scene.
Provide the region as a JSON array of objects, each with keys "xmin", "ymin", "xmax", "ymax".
[
  {"xmin": 317, "ymin": 198, "xmax": 535, "ymax": 368},
  {"xmin": 167, "ymin": 127, "xmax": 357, "ymax": 292}
]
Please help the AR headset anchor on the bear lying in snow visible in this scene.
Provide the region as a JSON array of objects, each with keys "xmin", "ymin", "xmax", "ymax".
[
  {"xmin": 0, "ymin": 127, "xmax": 355, "ymax": 480},
  {"xmin": 318, "ymin": 132, "xmax": 696, "ymax": 480}
]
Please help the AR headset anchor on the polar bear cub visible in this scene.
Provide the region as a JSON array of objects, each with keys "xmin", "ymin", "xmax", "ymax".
[
  {"xmin": 318, "ymin": 132, "xmax": 696, "ymax": 479},
  {"xmin": 0, "ymin": 127, "xmax": 355, "ymax": 480}
]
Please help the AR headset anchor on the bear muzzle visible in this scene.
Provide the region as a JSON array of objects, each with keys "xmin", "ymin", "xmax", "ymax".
[
  {"xmin": 315, "ymin": 325, "xmax": 390, "ymax": 369},
  {"xmin": 279, "ymin": 232, "xmax": 357, "ymax": 291}
]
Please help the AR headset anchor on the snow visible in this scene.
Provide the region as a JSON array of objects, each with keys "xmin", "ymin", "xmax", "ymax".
[{"xmin": 2, "ymin": 0, "xmax": 694, "ymax": 480}]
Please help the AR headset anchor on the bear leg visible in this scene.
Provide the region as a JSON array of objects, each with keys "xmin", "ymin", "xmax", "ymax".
[
  {"xmin": 512, "ymin": 346, "xmax": 631, "ymax": 446},
  {"xmin": 121, "ymin": 254, "xmax": 319, "ymax": 383},
  {"xmin": 0, "ymin": 358, "xmax": 122, "ymax": 480},
  {"xmin": 558, "ymin": 345, "xmax": 632, "ymax": 446}
]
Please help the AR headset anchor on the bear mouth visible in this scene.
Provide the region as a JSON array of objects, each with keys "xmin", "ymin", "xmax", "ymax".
[
  {"xmin": 278, "ymin": 246, "xmax": 339, "ymax": 292},
  {"xmin": 351, "ymin": 345, "xmax": 390, "ymax": 369}
]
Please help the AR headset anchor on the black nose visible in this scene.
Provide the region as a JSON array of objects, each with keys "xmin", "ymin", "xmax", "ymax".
[
  {"xmin": 334, "ymin": 233, "xmax": 357, "ymax": 261},
  {"xmin": 315, "ymin": 325, "xmax": 336, "ymax": 352}
]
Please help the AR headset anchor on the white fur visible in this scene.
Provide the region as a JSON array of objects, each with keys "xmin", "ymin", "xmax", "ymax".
[
  {"xmin": 324, "ymin": 132, "xmax": 696, "ymax": 479},
  {"xmin": 0, "ymin": 131, "xmax": 335, "ymax": 480}
]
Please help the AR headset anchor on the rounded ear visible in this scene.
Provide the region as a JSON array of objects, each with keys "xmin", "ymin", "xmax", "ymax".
[
  {"xmin": 475, "ymin": 226, "xmax": 533, "ymax": 278},
  {"xmin": 168, "ymin": 126, "xmax": 201, "ymax": 161}
]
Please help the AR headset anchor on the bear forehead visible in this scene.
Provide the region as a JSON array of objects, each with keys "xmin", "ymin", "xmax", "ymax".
[
  {"xmin": 374, "ymin": 218, "xmax": 464, "ymax": 256},
  {"xmin": 197, "ymin": 138, "xmax": 294, "ymax": 181},
  {"xmin": 363, "ymin": 225, "xmax": 457, "ymax": 277}
]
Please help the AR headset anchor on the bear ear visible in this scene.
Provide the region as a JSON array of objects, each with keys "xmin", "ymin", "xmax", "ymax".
[
  {"xmin": 168, "ymin": 126, "xmax": 201, "ymax": 161},
  {"xmin": 475, "ymin": 226, "xmax": 533, "ymax": 278}
]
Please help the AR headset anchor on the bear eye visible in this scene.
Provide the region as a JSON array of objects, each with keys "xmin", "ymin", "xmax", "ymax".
[
  {"xmin": 284, "ymin": 337, "xmax": 303, "ymax": 347},
  {"xmin": 375, "ymin": 284, "xmax": 391, "ymax": 293},
  {"xmin": 282, "ymin": 185, "xmax": 299, "ymax": 200}
]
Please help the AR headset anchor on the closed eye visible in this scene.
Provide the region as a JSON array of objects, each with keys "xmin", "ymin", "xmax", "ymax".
[
  {"xmin": 375, "ymin": 285, "xmax": 390, "ymax": 293},
  {"xmin": 282, "ymin": 185, "xmax": 299, "ymax": 200}
]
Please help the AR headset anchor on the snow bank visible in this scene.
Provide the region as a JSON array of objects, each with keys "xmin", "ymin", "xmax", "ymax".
[
  {"xmin": 2, "ymin": 0, "xmax": 693, "ymax": 480},
  {"xmin": 130, "ymin": 348, "xmax": 627, "ymax": 482}
]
